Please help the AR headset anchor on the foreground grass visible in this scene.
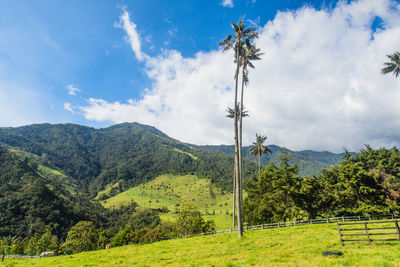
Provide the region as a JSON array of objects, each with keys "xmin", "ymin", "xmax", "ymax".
[{"xmin": 4, "ymin": 223, "xmax": 400, "ymax": 266}]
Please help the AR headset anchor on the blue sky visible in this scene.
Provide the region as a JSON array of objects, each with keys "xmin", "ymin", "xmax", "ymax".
[{"xmin": 1, "ymin": 0, "xmax": 400, "ymax": 152}]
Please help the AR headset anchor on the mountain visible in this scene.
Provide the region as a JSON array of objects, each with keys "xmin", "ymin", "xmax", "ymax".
[
  {"xmin": 0, "ymin": 123, "xmax": 256, "ymax": 196},
  {"xmin": 0, "ymin": 122, "xmax": 346, "ymax": 197},
  {"xmin": 198, "ymin": 144, "xmax": 345, "ymax": 177}
]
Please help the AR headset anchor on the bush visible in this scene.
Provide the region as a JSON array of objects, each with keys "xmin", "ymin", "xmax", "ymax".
[
  {"xmin": 176, "ymin": 203, "xmax": 215, "ymax": 236},
  {"xmin": 61, "ymin": 221, "xmax": 99, "ymax": 254}
]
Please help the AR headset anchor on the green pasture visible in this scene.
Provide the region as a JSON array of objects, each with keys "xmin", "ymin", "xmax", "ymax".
[
  {"xmin": 5, "ymin": 222, "xmax": 400, "ymax": 266},
  {"xmin": 101, "ymin": 174, "xmax": 236, "ymax": 230}
]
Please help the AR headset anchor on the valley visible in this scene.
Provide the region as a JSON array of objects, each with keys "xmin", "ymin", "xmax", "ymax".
[{"xmin": 99, "ymin": 174, "xmax": 235, "ymax": 230}]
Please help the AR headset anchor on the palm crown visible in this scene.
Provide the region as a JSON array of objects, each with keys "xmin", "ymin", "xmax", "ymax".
[
  {"xmin": 219, "ymin": 19, "xmax": 259, "ymax": 79},
  {"xmin": 226, "ymin": 103, "xmax": 249, "ymax": 120},
  {"xmin": 250, "ymin": 134, "xmax": 272, "ymax": 173},
  {"xmin": 381, "ymin": 51, "xmax": 400, "ymax": 77},
  {"xmin": 250, "ymin": 134, "xmax": 271, "ymax": 156}
]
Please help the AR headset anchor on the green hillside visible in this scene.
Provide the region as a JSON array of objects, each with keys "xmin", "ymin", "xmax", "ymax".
[
  {"xmin": 7, "ymin": 222, "xmax": 400, "ymax": 266},
  {"xmin": 101, "ymin": 174, "xmax": 234, "ymax": 230},
  {"xmin": 0, "ymin": 123, "xmax": 256, "ymax": 195},
  {"xmin": 199, "ymin": 144, "xmax": 345, "ymax": 177}
]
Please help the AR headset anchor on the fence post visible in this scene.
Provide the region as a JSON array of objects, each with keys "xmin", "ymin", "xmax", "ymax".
[
  {"xmin": 358, "ymin": 216, "xmax": 361, "ymax": 221},
  {"xmin": 337, "ymin": 223, "xmax": 343, "ymax": 246},
  {"xmin": 342, "ymin": 216, "xmax": 345, "ymax": 222},
  {"xmin": 326, "ymin": 218, "xmax": 329, "ymax": 223},
  {"xmin": 364, "ymin": 222, "xmax": 371, "ymax": 244},
  {"xmin": 394, "ymin": 219, "xmax": 400, "ymax": 241}
]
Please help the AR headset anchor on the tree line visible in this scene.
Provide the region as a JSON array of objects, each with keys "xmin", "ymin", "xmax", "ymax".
[
  {"xmin": 244, "ymin": 146, "xmax": 400, "ymax": 225},
  {"xmin": 0, "ymin": 203, "xmax": 214, "ymax": 256}
]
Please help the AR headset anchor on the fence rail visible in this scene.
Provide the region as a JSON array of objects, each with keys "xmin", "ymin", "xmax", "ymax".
[
  {"xmin": 3, "ymin": 254, "xmax": 39, "ymax": 259},
  {"xmin": 179, "ymin": 214, "xmax": 400, "ymax": 239}
]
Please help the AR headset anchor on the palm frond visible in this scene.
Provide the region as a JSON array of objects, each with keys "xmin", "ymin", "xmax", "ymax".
[
  {"xmin": 225, "ymin": 103, "xmax": 249, "ymax": 119},
  {"xmin": 231, "ymin": 21, "xmax": 239, "ymax": 32},
  {"xmin": 246, "ymin": 32, "xmax": 259, "ymax": 39},
  {"xmin": 381, "ymin": 51, "xmax": 400, "ymax": 77},
  {"xmin": 218, "ymin": 34, "xmax": 231, "ymax": 46},
  {"xmin": 244, "ymin": 27, "xmax": 257, "ymax": 34},
  {"xmin": 223, "ymin": 39, "xmax": 234, "ymax": 52}
]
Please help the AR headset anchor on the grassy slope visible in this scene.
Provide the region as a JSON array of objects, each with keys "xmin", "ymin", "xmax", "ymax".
[
  {"xmin": 101, "ymin": 174, "xmax": 234, "ymax": 230},
  {"xmin": 6, "ymin": 223, "xmax": 400, "ymax": 266}
]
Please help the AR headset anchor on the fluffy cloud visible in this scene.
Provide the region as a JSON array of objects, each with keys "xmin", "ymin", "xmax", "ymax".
[
  {"xmin": 78, "ymin": 0, "xmax": 400, "ymax": 152},
  {"xmin": 66, "ymin": 84, "xmax": 81, "ymax": 95},
  {"xmin": 222, "ymin": 0, "xmax": 234, "ymax": 8}
]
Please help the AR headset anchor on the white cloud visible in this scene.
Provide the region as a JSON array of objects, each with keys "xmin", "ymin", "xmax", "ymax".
[
  {"xmin": 66, "ymin": 84, "xmax": 81, "ymax": 95},
  {"xmin": 222, "ymin": 0, "xmax": 233, "ymax": 8},
  {"xmin": 64, "ymin": 102, "xmax": 75, "ymax": 113},
  {"xmin": 114, "ymin": 6, "xmax": 145, "ymax": 61},
  {"xmin": 79, "ymin": 0, "xmax": 400, "ymax": 152}
]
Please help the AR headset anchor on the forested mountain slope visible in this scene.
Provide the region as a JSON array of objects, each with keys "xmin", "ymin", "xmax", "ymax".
[
  {"xmin": 0, "ymin": 123, "xmax": 256, "ymax": 196},
  {"xmin": 199, "ymin": 144, "xmax": 346, "ymax": 177}
]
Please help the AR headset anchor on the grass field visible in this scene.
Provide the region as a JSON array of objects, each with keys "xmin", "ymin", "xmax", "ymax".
[
  {"xmin": 4, "ymin": 222, "xmax": 400, "ymax": 266},
  {"xmin": 101, "ymin": 174, "xmax": 236, "ymax": 230}
]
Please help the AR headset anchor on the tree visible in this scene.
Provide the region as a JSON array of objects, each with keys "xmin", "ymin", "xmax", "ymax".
[
  {"xmin": 318, "ymin": 146, "xmax": 400, "ymax": 217},
  {"xmin": 250, "ymin": 134, "xmax": 271, "ymax": 173},
  {"xmin": 219, "ymin": 19, "xmax": 258, "ymax": 238},
  {"xmin": 61, "ymin": 221, "xmax": 99, "ymax": 254},
  {"xmin": 244, "ymin": 152, "xmax": 304, "ymax": 224},
  {"xmin": 381, "ymin": 51, "xmax": 400, "ymax": 77},
  {"xmin": 176, "ymin": 203, "xmax": 215, "ymax": 236}
]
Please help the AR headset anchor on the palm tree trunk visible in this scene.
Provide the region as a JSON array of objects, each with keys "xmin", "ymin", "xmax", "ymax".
[
  {"xmin": 234, "ymin": 43, "xmax": 243, "ymax": 238},
  {"xmin": 237, "ymin": 63, "xmax": 246, "ymax": 237},
  {"xmin": 258, "ymin": 150, "xmax": 261, "ymax": 173},
  {"xmin": 232, "ymin": 168, "xmax": 236, "ymax": 228}
]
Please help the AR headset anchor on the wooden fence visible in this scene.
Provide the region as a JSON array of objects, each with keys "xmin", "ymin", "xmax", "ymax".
[
  {"xmin": 181, "ymin": 214, "xmax": 400, "ymax": 239},
  {"xmin": 3, "ymin": 254, "xmax": 39, "ymax": 259},
  {"xmin": 337, "ymin": 220, "xmax": 400, "ymax": 246}
]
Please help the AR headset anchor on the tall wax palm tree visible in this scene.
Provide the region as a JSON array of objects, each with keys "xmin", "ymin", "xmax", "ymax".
[
  {"xmin": 381, "ymin": 51, "xmax": 400, "ymax": 77},
  {"xmin": 237, "ymin": 40, "xmax": 263, "ymax": 228},
  {"xmin": 250, "ymin": 134, "xmax": 272, "ymax": 173},
  {"xmin": 226, "ymin": 103, "xmax": 248, "ymax": 228},
  {"xmin": 219, "ymin": 19, "xmax": 258, "ymax": 238}
]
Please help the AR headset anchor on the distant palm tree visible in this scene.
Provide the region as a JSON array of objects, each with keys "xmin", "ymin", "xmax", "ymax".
[
  {"xmin": 250, "ymin": 134, "xmax": 271, "ymax": 173},
  {"xmin": 381, "ymin": 51, "xmax": 400, "ymax": 77},
  {"xmin": 219, "ymin": 19, "xmax": 258, "ymax": 238},
  {"xmin": 226, "ymin": 103, "xmax": 249, "ymax": 120}
]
